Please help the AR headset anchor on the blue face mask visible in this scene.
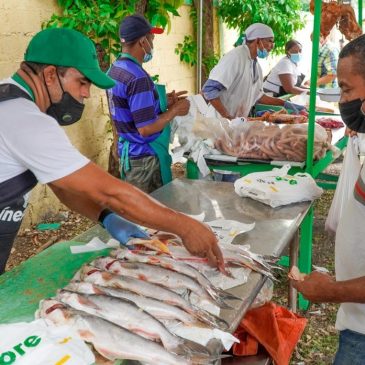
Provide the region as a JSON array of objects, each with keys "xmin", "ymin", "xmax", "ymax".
[
  {"xmin": 257, "ymin": 40, "xmax": 268, "ymax": 59},
  {"xmin": 257, "ymin": 48, "xmax": 268, "ymax": 59},
  {"xmin": 142, "ymin": 37, "xmax": 154, "ymax": 63},
  {"xmin": 290, "ymin": 53, "xmax": 302, "ymax": 64}
]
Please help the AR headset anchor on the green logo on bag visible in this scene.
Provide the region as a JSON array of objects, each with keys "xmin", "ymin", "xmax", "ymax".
[{"xmin": 0, "ymin": 336, "xmax": 41, "ymax": 364}]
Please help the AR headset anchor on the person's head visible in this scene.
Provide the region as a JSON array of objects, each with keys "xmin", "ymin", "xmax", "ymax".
[
  {"xmin": 22, "ymin": 28, "xmax": 115, "ymax": 125},
  {"xmin": 310, "ymin": 32, "xmax": 327, "ymax": 46},
  {"xmin": 119, "ymin": 14, "xmax": 163, "ymax": 63},
  {"xmin": 338, "ymin": 34, "xmax": 365, "ymax": 133},
  {"xmin": 244, "ymin": 23, "xmax": 275, "ymax": 59},
  {"xmin": 285, "ymin": 40, "xmax": 302, "ymax": 64}
]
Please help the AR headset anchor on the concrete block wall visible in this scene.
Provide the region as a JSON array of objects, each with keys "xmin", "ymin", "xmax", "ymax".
[
  {"xmin": 144, "ymin": 5, "xmax": 196, "ymax": 94},
  {"xmin": 0, "ymin": 1, "xmax": 195, "ymax": 227}
]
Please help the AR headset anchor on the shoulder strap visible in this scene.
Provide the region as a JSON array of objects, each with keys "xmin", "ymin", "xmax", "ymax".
[
  {"xmin": 0, "ymin": 170, "xmax": 37, "ymax": 207},
  {"xmin": 0, "ymin": 84, "xmax": 37, "ymax": 206},
  {"xmin": 0, "ymin": 84, "xmax": 32, "ymax": 103}
]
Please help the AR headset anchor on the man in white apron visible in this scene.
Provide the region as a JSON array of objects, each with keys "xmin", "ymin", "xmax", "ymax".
[{"xmin": 202, "ymin": 23, "xmax": 305, "ymax": 119}]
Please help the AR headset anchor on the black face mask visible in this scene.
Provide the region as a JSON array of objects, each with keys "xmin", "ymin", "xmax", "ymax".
[
  {"xmin": 339, "ymin": 98, "xmax": 365, "ymax": 133},
  {"xmin": 46, "ymin": 92, "xmax": 85, "ymax": 126},
  {"xmin": 44, "ymin": 70, "xmax": 85, "ymax": 126}
]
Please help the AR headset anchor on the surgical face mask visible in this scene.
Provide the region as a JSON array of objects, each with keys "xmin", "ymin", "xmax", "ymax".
[
  {"xmin": 290, "ymin": 53, "xmax": 302, "ymax": 64},
  {"xmin": 142, "ymin": 37, "xmax": 154, "ymax": 63},
  {"xmin": 339, "ymin": 98, "xmax": 365, "ymax": 133},
  {"xmin": 45, "ymin": 71, "xmax": 85, "ymax": 126},
  {"xmin": 257, "ymin": 41, "xmax": 268, "ymax": 59}
]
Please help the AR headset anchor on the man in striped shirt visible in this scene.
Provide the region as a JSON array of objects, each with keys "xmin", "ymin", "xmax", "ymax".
[
  {"xmin": 293, "ymin": 35, "xmax": 365, "ymax": 364},
  {"xmin": 108, "ymin": 14, "xmax": 189, "ymax": 193}
]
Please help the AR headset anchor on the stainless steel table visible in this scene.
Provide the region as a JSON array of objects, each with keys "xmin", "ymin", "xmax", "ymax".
[
  {"xmin": 8, "ymin": 179, "xmax": 310, "ymax": 365},
  {"xmin": 150, "ymin": 178, "xmax": 311, "ymax": 364}
]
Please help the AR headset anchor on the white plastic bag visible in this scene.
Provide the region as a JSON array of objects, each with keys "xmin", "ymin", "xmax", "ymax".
[
  {"xmin": 325, "ymin": 136, "xmax": 360, "ymax": 233},
  {"xmin": 234, "ymin": 165, "xmax": 323, "ymax": 208},
  {"xmin": 214, "ymin": 121, "xmax": 330, "ymax": 162},
  {"xmin": 0, "ymin": 319, "xmax": 95, "ymax": 365}
]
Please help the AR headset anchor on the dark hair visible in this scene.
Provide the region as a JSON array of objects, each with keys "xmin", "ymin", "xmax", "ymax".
[
  {"xmin": 339, "ymin": 34, "xmax": 365, "ymax": 78},
  {"xmin": 285, "ymin": 40, "xmax": 302, "ymax": 54},
  {"xmin": 22, "ymin": 61, "xmax": 69, "ymax": 77}
]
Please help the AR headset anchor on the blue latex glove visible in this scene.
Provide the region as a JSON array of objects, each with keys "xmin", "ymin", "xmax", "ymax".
[
  {"xmin": 284, "ymin": 101, "xmax": 306, "ymax": 114},
  {"xmin": 102, "ymin": 213, "xmax": 149, "ymax": 245}
]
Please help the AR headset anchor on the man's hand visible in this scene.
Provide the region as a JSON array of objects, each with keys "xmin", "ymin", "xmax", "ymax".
[
  {"xmin": 291, "ymin": 271, "xmax": 336, "ymax": 303},
  {"xmin": 102, "ymin": 213, "xmax": 149, "ymax": 245},
  {"xmin": 180, "ymin": 218, "xmax": 225, "ymax": 271},
  {"xmin": 345, "ymin": 127, "xmax": 357, "ymax": 137},
  {"xmin": 170, "ymin": 98, "xmax": 190, "ymax": 117},
  {"xmin": 167, "ymin": 90, "xmax": 188, "ymax": 107}
]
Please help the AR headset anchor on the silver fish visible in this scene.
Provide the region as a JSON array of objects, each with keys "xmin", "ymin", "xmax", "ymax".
[
  {"xmin": 91, "ymin": 257, "xmax": 233, "ymax": 309},
  {"xmin": 77, "ymin": 265, "xmax": 228, "ymax": 330},
  {"xmin": 65, "ymin": 281, "xmax": 204, "ymax": 326},
  {"xmin": 111, "ymin": 247, "xmax": 241, "ymax": 302},
  {"xmin": 37, "ymin": 299, "xmax": 189, "ymax": 365},
  {"xmin": 168, "ymin": 245, "xmax": 276, "ymax": 280},
  {"xmin": 56, "ymin": 289, "xmax": 208, "ymax": 356}
]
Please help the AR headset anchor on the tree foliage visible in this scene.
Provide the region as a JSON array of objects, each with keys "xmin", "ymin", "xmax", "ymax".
[
  {"xmin": 218, "ymin": 0, "xmax": 306, "ymax": 54},
  {"xmin": 44, "ymin": 0, "xmax": 184, "ymax": 67}
]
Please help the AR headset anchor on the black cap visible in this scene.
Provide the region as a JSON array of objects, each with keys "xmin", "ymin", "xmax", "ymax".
[{"xmin": 119, "ymin": 14, "xmax": 163, "ymax": 43}]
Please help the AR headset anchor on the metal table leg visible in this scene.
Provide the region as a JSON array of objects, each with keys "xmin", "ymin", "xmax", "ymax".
[
  {"xmin": 289, "ymin": 230, "xmax": 299, "ymax": 312},
  {"xmin": 298, "ymin": 207, "xmax": 313, "ymax": 310}
]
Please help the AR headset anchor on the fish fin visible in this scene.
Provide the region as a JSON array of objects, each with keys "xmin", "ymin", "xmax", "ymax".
[
  {"xmin": 208, "ymin": 295, "xmax": 234, "ymax": 309},
  {"xmin": 77, "ymin": 294, "xmax": 101, "ymax": 310},
  {"xmin": 193, "ymin": 307, "xmax": 229, "ymax": 331},
  {"xmin": 93, "ymin": 345, "xmax": 118, "ymax": 361},
  {"xmin": 205, "ymin": 284, "xmax": 242, "ymax": 302},
  {"xmin": 188, "ymin": 353, "xmax": 232, "ymax": 364},
  {"xmin": 173, "ymin": 339, "xmax": 211, "ymax": 357}
]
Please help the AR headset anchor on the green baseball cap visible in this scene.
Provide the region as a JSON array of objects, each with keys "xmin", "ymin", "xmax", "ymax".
[{"xmin": 24, "ymin": 28, "xmax": 115, "ymax": 89}]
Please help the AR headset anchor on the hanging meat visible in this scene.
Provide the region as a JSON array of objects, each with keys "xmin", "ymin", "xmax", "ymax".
[
  {"xmin": 310, "ymin": 0, "xmax": 363, "ymax": 41},
  {"xmin": 310, "ymin": 0, "xmax": 342, "ymax": 38},
  {"xmin": 339, "ymin": 4, "xmax": 363, "ymax": 41}
]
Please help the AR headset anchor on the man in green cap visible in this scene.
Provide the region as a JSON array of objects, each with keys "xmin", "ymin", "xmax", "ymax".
[{"xmin": 0, "ymin": 28, "xmax": 224, "ymax": 274}]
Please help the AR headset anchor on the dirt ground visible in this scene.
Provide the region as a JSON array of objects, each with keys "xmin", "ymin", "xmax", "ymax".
[{"xmin": 5, "ymin": 161, "xmax": 341, "ymax": 364}]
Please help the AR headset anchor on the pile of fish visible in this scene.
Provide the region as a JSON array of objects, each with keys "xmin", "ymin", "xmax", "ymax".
[{"xmin": 36, "ymin": 234, "xmax": 278, "ymax": 364}]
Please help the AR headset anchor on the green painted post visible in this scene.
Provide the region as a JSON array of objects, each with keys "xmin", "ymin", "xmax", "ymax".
[
  {"xmin": 298, "ymin": 0, "xmax": 322, "ymax": 310},
  {"xmin": 306, "ymin": 0, "xmax": 322, "ymax": 176},
  {"xmin": 359, "ymin": 0, "xmax": 363, "ymax": 28},
  {"xmin": 299, "ymin": 207, "xmax": 314, "ymax": 310}
]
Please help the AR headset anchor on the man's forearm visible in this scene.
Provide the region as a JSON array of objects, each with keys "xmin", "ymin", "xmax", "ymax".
[
  {"xmin": 259, "ymin": 94, "xmax": 285, "ymax": 106},
  {"xmin": 317, "ymin": 74, "xmax": 336, "ymax": 86},
  {"xmin": 49, "ymin": 184, "xmax": 103, "ymax": 221},
  {"xmin": 138, "ymin": 109, "xmax": 175, "ymax": 136},
  {"xmin": 209, "ymin": 98, "xmax": 233, "ymax": 119},
  {"xmin": 51, "ymin": 163, "xmax": 191, "ymax": 238},
  {"xmin": 333, "ymin": 277, "xmax": 365, "ymax": 303}
]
